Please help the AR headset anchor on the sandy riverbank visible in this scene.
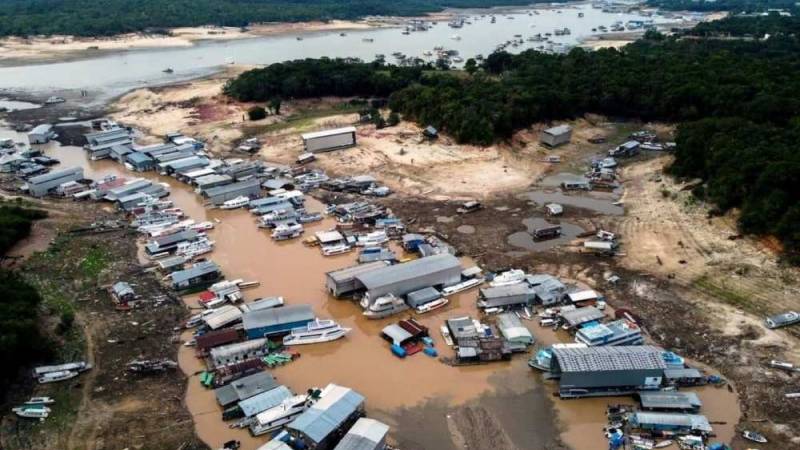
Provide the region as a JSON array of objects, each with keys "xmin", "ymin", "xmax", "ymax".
[{"xmin": 0, "ymin": 20, "xmax": 385, "ymax": 66}]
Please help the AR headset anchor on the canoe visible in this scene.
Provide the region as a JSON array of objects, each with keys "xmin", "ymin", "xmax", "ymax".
[{"xmin": 391, "ymin": 344, "xmax": 406, "ymax": 358}]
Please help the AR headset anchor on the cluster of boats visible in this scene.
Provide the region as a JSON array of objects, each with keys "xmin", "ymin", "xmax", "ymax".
[{"xmin": 12, "ymin": 397, "xmax": 55, "ymax": 420}]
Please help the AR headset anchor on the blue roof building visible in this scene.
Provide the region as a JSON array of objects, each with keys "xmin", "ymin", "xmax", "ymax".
[{"xmin": 288, "ymin": 384, "xmax": 365, "ymax": 450}]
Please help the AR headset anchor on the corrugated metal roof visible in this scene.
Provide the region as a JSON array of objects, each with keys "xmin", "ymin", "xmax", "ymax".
[
  {"xmin": 561, "ymin": 306, "xmax": 605, "ymax": 327},
  {"xmin": 289, "ymin": 384, "xmax": 365, "ymax": 444},
  {"xmin": 326, "ymin": 262, "xmax": 387, "ymax": 283},
  {"xmin": 210, "ymin": 338, "xmax": 267, "ymax": 361},
  {"xmin": 496, "ymin": 312, "xmax": 533, "ymax": 343},
  {"xmin": 301, "ymin": 126, "xmax": 357, "ymax": 141},
  {"xmin": 632, "ymin": 412, "xmax": 711, "ymax": 432},
  {"xmin": 543, "ymin": 124, "xmax": 571, "ymax": 136},
  {"xmin": 334, "ymin": 417, "xmax": 390, "ymax": 450},
  {"xmin": 205, "ymin": 179, "xmax": 261, "ymax": 197},
  {"xmin": 214, "ymin": 371, "xmax": 276, "ymax": 406},
  {"xmin": 663, "ymin": 368, "xmax": 704, "ymax": 379},
  {"xmin": 171, "ymin": 261, "xmax": 220, "ymax": 285},
  {"xmin": 240, "ymin": 385, "xmax": 293, "ymax": 417},
  {"xmin": 406, "ymin": 286, "xmax": 441, "ymax": 307},
  {"xmin": 28, "ymin": 166, "xmax": 83, "ymax": 184},
  {"xmin": 639, "ymin": 391, "xmax": 702, "ymax": 410},
  {"xmin": 552, "ymin": 345, "xmax": 666, "ymax": 372},
  {"xmin": 243, "ymin": 304, "xmax": 314, "ymax": 331},
  {"xmin": 127, "ymin": 152, "xmax": 153, "ymax": 164},
  {"xmin": 480, "ymin": 283, "xmax": 535, "ymax": 299},
  {"xmin": 355, "ymin": 254, "xmax": 460, "ymax": 290}
]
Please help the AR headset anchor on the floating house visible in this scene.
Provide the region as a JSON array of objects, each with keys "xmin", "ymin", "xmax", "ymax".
[
  {"xmin": 446, "ymin": 316, "xmax": 480, "ymax": 348},
  {"xmin": 145, "ymin": 230, "xmax": 199, "ymax": 255},
  {"xmin": 527, "ymin": 274, "xmax": 567, "ymax": 306},
  {"xmin": 110, "ymin": 281, "xmax": 135, "ymax": 304},
  {"xmin": 566, "ymin": 289, "xmax": 601, "ymax": 307},
  {"xmin": 214, "ymin": 371, "xmax": 279, "ymax": 407},
  {"xmin": 203, "ymin": 304, "xmax": 243, "ymax": 331},
  {"xmin": 84, "ymin": 127, "xmax": 132, "ymax": 159},
  {"xmin": 549, "ymin": 345, "xmax": 667, "ymax": 398},
  {"xmin": 209, "ymin": 338, "xmax": 270, "ymax": 368},
  {"xmin": 28, "ymin": 124, "xmax": 55, "ymax": 144},
  {"xmin": 239, "ymin": 385, "xmax": 294, "ymax": 418},
  {"xmin": 560, "ymin": 306, "xmax": 605, "ymax": 329},
  {"xmin": 287, "ymin": 384, "xmax": 366, "ymax": 450},
  {"xmin": 540, "ymin": 124, "xmax": 572, "ymax": 148},
  {"xmin": 629, "ymin": 412, "xmax": 712, "ymax": 434},
  {"xmin": 496, "ymin": 312, "xmax": 534, "ymax": 345},
  {"xmin": 242, "ymin": 304, "xmax": 315, "ymax": 339},
  {"xmin": 638, "ymin": 391, "xmax": 702, "ymax": 413},
  {"xmin": 575, "ymin": 319, "xmax": 643, "ymax": 346},
  {"xmin": 334, "ymin": 417, "xmax": 390, "ymax": 450},
  {"xmin": 355, "ymin": 254, "xmax": 462, "ymax": 304},
  {"xmin": 205, "ymin": 179, "xmax": 261, "ymax": 206},
  {"xmin": 325, "ymin": 262, "xmax": 389, "ymax": 298},
  {"xmin": 27, "ymin": 167, "xmax": 84, "ymax": 197},
  {"xmin": 478, "ymin": 283, "xmax": 536, "ymax": 309},
  {"xmin": 302, "ymin": 127, "xmax": 357, "ymax": 154},
  {"xmin": 125, "ymin": 152, "xmax": 156, "ymax": 171},
  {"xmin": 170, "ymin": 260, "xmax": 222, "ymax": 290}
]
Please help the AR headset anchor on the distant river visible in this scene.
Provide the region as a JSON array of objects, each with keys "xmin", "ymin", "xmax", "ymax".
[{"xmin": 0, "ymin": 4, "xmax": 685, "ymax": 101}]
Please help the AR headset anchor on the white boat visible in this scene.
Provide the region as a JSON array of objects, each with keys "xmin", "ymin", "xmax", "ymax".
[
  {"xmin": 363, "ymin": 294, "xmax": 409, "ymax": 319},
  {"xmin": 450, "ymin": 34, "xmax": 461, "ymax": 40},
  {"xmin": 13, "ymin": 405, "xmax": 50, "ymax": 419},
  {"xmin": 489, "ymin": 269, "xmax": 526, "ymax": 287},
  {"xmin": 441, "ymin": 277, "xmax": 484, "ymax": 296},
  {"xmin": 45, "ymin": 96, "xmax": 65, "ymax": 104},
  {"xmin": 38, "ymin": 370, "xmax": 79, "ymax": 384},
  {"xmin": 271, "ymin": 223, "xmax": 304, "ymax": 240},
  {"xmin": 356, "ymin": 231, "xmax": 388, "ymax": 247},
  {"xmin": 321, "ymin": 243, "xmax": 351, "ymax": 256},
  {"xmin": 742, "ymin": 431, "xmax": 768, "ymax": 443},
  {"xmin": 282, "ymin": 319, "xmax": 351, "ymax": 345},
  {"xmin": 191, "ymin": 221, "xmax": 215, "ymax": 231},
  {"xmin": 250, "ymin": 395, "xmax": 313, "ymax": 436},
  {"xmin": 415, "ymin": 297, "xmax": 449, "ymax": 314},
  {"xmin": 440, "ymin": 325, "xmax": 454, "ymax": 346},
  {"xmin": 220, "ymin": 196, "xmax": 250, "ymax": 210},
  {"xmin": 175, "ymin": 239, "xmax": 215, "ymax": 258},
  {"xmin": 24, "ymin": 397, "xmax": 55, "ymax": 406},
  {"xmin": 654, "ymin": 440, "xmax": 673, "ymax": 449}
]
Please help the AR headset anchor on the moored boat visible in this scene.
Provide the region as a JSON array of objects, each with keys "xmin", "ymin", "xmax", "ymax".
[
  {"xmin": 38, "ymin": 370, "xmax": 79, "ymax": 384},
  {"xmin": 24, "ymin": 396, "xmax": 55, "ymax": 406},
  {"xmin": 440, "ymin": 325, "xmax": 454, "ymax": 346},
  {"xmin": 489, "ymin": 269, "xmax": 526, "ymax": 287},
  {"xmin": 13, "ymin": 405, "xmax": 50, "ymax": 419},
  {"xmin": 742, "ymin": 431, "xmax": 767, "ymax": 443},
  {"xmin": 220, "ymin": 196, "xmax": 250, "ymax": 210},
  {"xmin": 363, "ymin": 294, "xmax": 409, "ymax": 319},
  {"xmin": 271, "ymin": 223, "xmax": 304, "ymax": 240},
  {"xmin": 249, "ymin": 394, "xmax": 312, "ymax": 436},
  {"xmin": 321, "ymin": 243, "xmax": 351, "ymax": 256},
  {"xmin": 282, "ymin": 319, "xmax": 350, "ymax": 345},
  {"xmin": 441, "ymin": 277, "xmax": 483, "ymax": 296},
  {"xmin": 415, "ymin": 297, "xmax": 449, "ymax": 314}
]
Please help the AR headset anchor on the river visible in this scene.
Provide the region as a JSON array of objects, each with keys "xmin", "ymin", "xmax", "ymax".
[{"xmin": 0, "ymin": 4, "xmax": 683, "ymax": 101}]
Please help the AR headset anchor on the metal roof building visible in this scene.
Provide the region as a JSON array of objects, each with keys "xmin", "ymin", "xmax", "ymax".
[
  {"xmin": 171, "ymin": 260, "xmax": 222, "ymax": 290},
  {"xmin": 478, "ymin": 283, "xmax": 536, "ymax": 309},
  {"xmin": 355, "ymin": 254, "xmax": 462, "ymax": 303},
  {"xmin": 406, "ymin": 286, "xmax": 441, "ymax": 308},
  {"xmin": 561, "ymin": 306, "xmax": 605, "ymax": 329},
  {"xmin": 288, "ymin": 384, "xmax": 365, "ymax": 449},
  {"xmin": 446, "ymin": 316, "xmax": 480, "ymax": 347},
  {"xmin": 242, "ymin": 304, "xmax": 314, "ymax": 339},
  {"xmin": 302, "ymin": 126, "xmax": 357, "ymax": 153},
  {"xmin": 27, "ymin": 167, "xmax": 84, "ymax": 197},
  {"xmin": 145, "ymin": 229, "xmax": 198, "ymax": 255},
  {"xmin": 526, "ymin": 274, "xmax": 566, "ymax": 306},
  {"xmin": 334, "ymin": 417, "xmax": 390, "ymax": 450},
  {"xmin": 638, "ymin": 391, "xmax": 702, "ymax": 412},
  {"xmin": 239, "ymin": 385, "xmax": 293, "ymax": 417},
  {"xmin": 209, "ymin": 337, "xmax": 270, "ymax": 368},
  {"xmin": 551, "ymin": 345, "xmax": 667, "ymax": 398},
  {"xmin": 214, "ymin": 371, "xmax": 278, "ymax": 407},
  {"xmin": 205, "ymin": 179, "xmax": 261, "ymax": 206},
  {"xmin": 325, "ymin": 262, "xmax": 388, "ymax": 297},
  {"xmin": 630, "ymin": 412, "xmax": 712, "ymax": 434},
  {"xmin": 575, "ymin": 319, "xmax": 644, "ymax": 346},
  {"xmin": 496, "ymin": 312, "xmax": 534, "ymax": 345},
  {"xmin": 540, "ymin": 124, "xmax": 572, "ymax": 148}
]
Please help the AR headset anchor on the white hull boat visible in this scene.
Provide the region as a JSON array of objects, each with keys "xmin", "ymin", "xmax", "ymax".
[
  {"xmin": 363, "ymin": 294, "xmax": 409, "ymax": 319},
  {"xmin": 441, "ymin": 277, "xmax": 484, "ymax": 296},
  {"xmin": 282, "ymin": 319, "xmax": 351, "ymax": 345},
  {"xmin": 191, "ymin": 221, "xmax": 215, "ymax": 232},
  {"xmin": 440, "ymin": 325, "xmax": 454, "ymax": 346},
  {"xmin": 271, "ymin": 223, "xmax": 304, "ymax": 240},
  {"xmin": 489, "ymin": 269, "xmax": 526, "ymax": 287},
  {"xmin": 321, "ymin": 243, "xmax": 352, "ymax": 256},
  {"xmin": 13, "ymin": 406, "xmax": 51, "ymax": 419},
  {"xmin": 38, "ymin": 370, "xmax": 79, "ymax": 384},
  {"xmin": 176, "ymin": 239, "xmax": 215, "ymax": 258},
  {"xmin": 250, "ymin": 395, "xmax": 312, "ymax": 436},
  {"xmin": 24, "ymin": 396, "xmax": 55, "ymax": 406},
  {"xmin": 220, "ymin": 196, "xmax": 250, "ymax": 210},
  {"xmin": 416, "ymin": 297, "xmax": 449, "ymax": 314},
  {"xmin": 356, "ymin": 231, "xmax": 389, "ymax": 247}
]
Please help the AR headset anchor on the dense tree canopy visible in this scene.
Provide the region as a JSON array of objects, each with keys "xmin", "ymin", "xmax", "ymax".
[
  {"xmin": 0, "ymin": 204, "xmax": 48, "ymax": 393},
  {"xmin": 0, "ymin": 0, "xmax": 555, "ymax": 37},
  {"xmin": 647, "ymin": 0, "xmax": 798, "ymax": 13}
]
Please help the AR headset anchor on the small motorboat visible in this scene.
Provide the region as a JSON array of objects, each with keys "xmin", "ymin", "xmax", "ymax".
[
  {"xmin": 38, "ymin": 370, "xmax": 79, "ymax": 384},
  {"xmin": 742, "ymin": 431, "xmax": 767, "ymax": 443},
  {"xmin": 321, "ymin": 243, "xmax": 351, "ymax": 256},
  {"xmin": 653, "ymin": 440, "xmax": 673, "ymax": 448},
  {"xmin": 440, "ymin": 325, "xmax": 454, "ymax": 346},
  {"xmin": 13, "ymin": 405, "xmax": 50, "ymax": 419},
  {"xmin": 283, "ymin": 319, "xmax": 350, "ymax": 345},
  {"xmin": 24, "ymin": 396, "xmax": 55, "ymax": 406},
  {"xmin": 271, "ymin": 223, "xmax": 304, "ymax": 241}
]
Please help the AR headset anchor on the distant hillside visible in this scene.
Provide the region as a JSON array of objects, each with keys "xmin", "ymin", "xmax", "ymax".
[
  {"xmin": 0, "ymin": 0, "xmax": 553, "ymax": 37},
  {"xmin": 647, "ymin": 0, "xmax": 797, "ymax": 13}
]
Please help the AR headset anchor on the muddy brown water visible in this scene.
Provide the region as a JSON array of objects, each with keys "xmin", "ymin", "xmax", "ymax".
[{"xmin": 29, "ymin": 135, "xmax": 740, "ymax": 450}]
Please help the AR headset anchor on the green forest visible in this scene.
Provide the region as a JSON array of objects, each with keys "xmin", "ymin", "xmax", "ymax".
[
  {"xmin": 0, "ymin": 0, "xmax": 548, "ymax": 37},
  {"xmin": 0, "ymin": 204, "xmax": 48, "ymax": 393},
  {"xmin": 647, "ymin": 0, "xmax": 797, "ymax": 12},
  {"xmin": 225, "ymin": 17, "xmax": 800, "ymax": 261}
]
